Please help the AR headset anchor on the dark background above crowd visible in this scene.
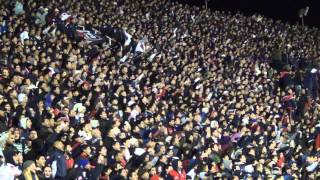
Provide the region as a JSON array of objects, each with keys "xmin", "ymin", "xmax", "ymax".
[{"xmin": 175, "ymin": 0, "xmax": 319, "ymax": 28}]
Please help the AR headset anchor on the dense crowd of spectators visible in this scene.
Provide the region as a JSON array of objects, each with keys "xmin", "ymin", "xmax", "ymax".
[{"xmin": 0, "ymin": 0, "xmax": 320, "ymax": 179}]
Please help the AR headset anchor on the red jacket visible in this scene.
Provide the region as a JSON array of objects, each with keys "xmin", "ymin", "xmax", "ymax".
[
  {"xmin": 150, "ymin": 175, "xmax": 160, "ymax": 180},
  {"xmin": 169, "ymin": 169, "xmax": 186, "ymax": 180},
  {"xmin": 277, "ymin": 154, "xmax": 285, "ymax": 168},
  {"xmin": 315, "ymin": 133, "xmax": 320, "ymax": 150},
  {"xmin": 66, "ymin": 157, "xmax": 74, "ymax": 169}
]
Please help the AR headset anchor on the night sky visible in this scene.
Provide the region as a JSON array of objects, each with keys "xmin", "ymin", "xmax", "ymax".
[{"xmin": 173, "ymin": 0, "xmax": 319, "ymax": 28}]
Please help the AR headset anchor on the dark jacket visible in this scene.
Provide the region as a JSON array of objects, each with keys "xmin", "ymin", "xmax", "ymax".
[
  {"xmin": 49, "ymin": 149, "xmax": 67, "ymax": 179},
  {"xmin": 66, "ymin": 164, "xmax": 104, "ymax": 180}
]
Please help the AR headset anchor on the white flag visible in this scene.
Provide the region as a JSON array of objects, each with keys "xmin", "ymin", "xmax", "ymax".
[
  {"xmin": 20, "ymin": 31, "xmax": 29, "ymax": 43},
  {"xmin": 60, "ymin": 13, "xmax": 71, "ymax": 21},
  {"xmin": 135, "ymin": 38, "xmax": 147, "ymax": 53},
  {"xmin": 148, "ymin": 53, "xmax": 157, "ymax": 62},
  {"xmin": 124, "ymin": 30, "xmax": 132, "ymax": 46}
]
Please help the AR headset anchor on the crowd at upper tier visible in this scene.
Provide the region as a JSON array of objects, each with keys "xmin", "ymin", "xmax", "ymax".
[{"xmin": 0, "ymin": 0, "xmax": 320, "ymax": 179}]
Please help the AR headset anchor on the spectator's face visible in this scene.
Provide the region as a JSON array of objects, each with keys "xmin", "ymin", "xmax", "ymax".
[
  {"xmin": 99, "ymin": 146, "xmax": 107, "ymax": 156},
  {"xmin": 54, "ymin": 86, "xmax": 60, "ymax": 94},
  {"xmin": 114, "ymin": 120, "xmax": 121, "ymax": 127},
  {"xmin": 141, "ymin": 172, "xmax": 149, "ymax": 180},
  {"xmin": 13, "ymin": 153, "xmax": 23, "ymax": 164},
  {"xmin": 130, "ymin": 172, "xmax": 139, "ymax": 180},
  {"xmin": 62, "ymin": 108, "xmax": 69, "ymax": 115},
  {"xmin": 2, "ymin": 69, "xmax": 9, "ymax": 78},
  {"xmin": 36, "ymin": 156, "xmax": 46, "ymax": 168},
  {"xmin": 13, "ymin": 75, "xmax": 22, "ymax": 85},
  {"xmin": 113, "ymin": 142, "xmax": 121, "ymax": 151},
  {"xmin": 100, "ymin": 111, "xmax": 107, "ymax": 119},
  {"xmin": 14, "ymin": 129, "xmax": 20, "ymax": 140},
  {"xmin": 84, "ymin": 147, "xmax": 91, "ymax": 156},
  {"xmin": 240, "ymin": 155, "xmax": 246, "ymax": 163},
  {"xmin": 44, "ymin": 167, "xmax": 52, "ymax": 178},
  {"xmin": 37, "ymin": 101, "xmax": 44, "ymax": 108},
  {"xmin": 83, "ymin": 123, "xmax": 92, "ymax": 132},
  {"xmin": 29, "ymin": 130, "xmax": 38, "ymax": 140},
  {"xmin": 160, "ymin": 155, "xmax": 168, "ymax": 163},
  {"xmin": 26, "ymin": 119, "xmax": 32, "ymax": 129},
  {"xmin": 160, "ymin": 146, "xmax": 166, "ymax": 154},
  {"xmin": 73, "ymin": 91, "xmax": 79, "ymax": 97},
  {"xmin": 55, "ymin": 141, "xmax": 64, "ymax": 151},
  {"xmin": 6, "ymin": 133, "xmax": 15, "ymax": 144},
  {"xmin": 121, "ymin": 169, "xmax": 128, "ymax": 177},
  {"xmin": 4, "ymin": 104, "xmax": 10, "ymax": 112},
  {"xmin": 42, "ymin": 119, "xmax": 50, "ymax": 127},
  {"xmin": 150, "ymin": 167, "xmax": 157, "ymax": 175}
]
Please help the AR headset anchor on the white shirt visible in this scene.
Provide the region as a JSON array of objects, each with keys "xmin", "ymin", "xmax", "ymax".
[{"xmin": 0, "ymin": 163, "xmax": 22, "ymax": 180}]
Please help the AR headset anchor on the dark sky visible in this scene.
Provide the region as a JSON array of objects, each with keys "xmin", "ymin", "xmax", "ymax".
[{"xmin": 174, "ymin": 0, "xmax": 319, "ymax": 28}]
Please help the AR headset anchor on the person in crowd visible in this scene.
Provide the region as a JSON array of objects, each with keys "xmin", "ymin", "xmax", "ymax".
[
  {"xmin": 22, "ymin": 160, "xmax": 39, "ymax": 180},
  {"xmin": 0, "ymin": 0, "xmax": 319, "ymax": 179},
  {"xmin": 48, "ymin": 141, "xmax": 67, "ymax": 179},
  {"xmin": 41, "ymin": 166, "xmax": 53, "ymax": 180}
]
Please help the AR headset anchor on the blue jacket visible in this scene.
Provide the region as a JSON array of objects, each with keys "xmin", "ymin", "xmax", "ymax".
[
  {"xmin": 49, "ymin": 149, "xmax": 67, "ymax": 179},
  {"xmin": 0, "ymin": 21, "xmax": 8, "ymax": 35}
]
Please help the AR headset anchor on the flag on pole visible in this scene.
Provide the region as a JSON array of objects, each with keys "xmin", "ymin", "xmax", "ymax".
[{"xmin": 135, "ymin": 37, "xmax": 147, "ymax": 53}]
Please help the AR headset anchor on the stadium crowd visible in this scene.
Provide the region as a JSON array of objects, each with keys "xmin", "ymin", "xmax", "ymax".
[{"xmin": 0, "ymin": 0, "xmax": 320, "ymax": 179}]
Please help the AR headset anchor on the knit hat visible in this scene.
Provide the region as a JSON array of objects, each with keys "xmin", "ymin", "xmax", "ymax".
[{"xmin": 23, "ymin": 160, "xmax": 35, "ymax": 170}]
